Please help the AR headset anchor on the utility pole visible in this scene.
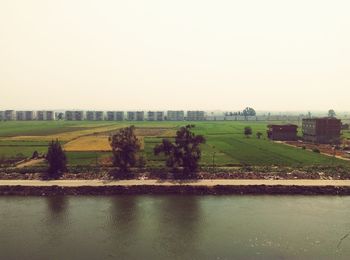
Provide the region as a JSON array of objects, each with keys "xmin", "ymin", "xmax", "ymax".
[{"xmin": 212, "ymin": 151, "xmax": 216, "ymax": 172}]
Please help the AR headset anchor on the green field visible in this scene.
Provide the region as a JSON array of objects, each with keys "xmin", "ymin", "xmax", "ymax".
[{"xmin": 0, "ymin": 121, "xmax": 349, "ymax": 167}]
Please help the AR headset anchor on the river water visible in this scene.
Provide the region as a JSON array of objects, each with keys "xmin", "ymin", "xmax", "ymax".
[{"xmin": 0, "ymin": 195, "xmax": 350, "ymax": 259}]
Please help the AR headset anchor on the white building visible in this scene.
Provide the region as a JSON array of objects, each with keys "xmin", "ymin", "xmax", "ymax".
[
  {"xmin": 16, "ymin": 111, "xmax": 36, "ymax": 120},
  {"xmin": 4, "ymin": 110, "xmax": 16, "ymax": 121},
  {"xmin": 37, "ymin": 111, "xmax": 55, "ymax": 120},
  {"xmin": 148, "ymin": 111, "xmax": 164, "ymax": 121},
  {"xmin": 106, "ymin": 111, "xmax": 124, "ymax": 121},
  {"xmin": 65, "ymin": 111, "xmax": 85, "ymax": 121},
  {"xmin": 127, "ymin": 111, "xmax": 144, "ymax": 121},
  {"xmin": 167, "ymin": 111, "xmax": 184, "ymax": 121},
  {"xmin": 86, "ymin": 111, "xmax": 104, "ymax": 121},
  {"xmin": 186, "ymin": 111, "xmax": 206, "ymax": 121}
]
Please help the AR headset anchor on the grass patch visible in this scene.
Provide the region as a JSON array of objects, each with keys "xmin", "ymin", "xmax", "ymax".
[{"xmin": 0, "ymin": 121, "xmax": 349, "ymax": 167}]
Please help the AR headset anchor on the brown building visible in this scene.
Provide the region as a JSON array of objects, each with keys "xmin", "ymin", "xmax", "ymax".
[
  {"xmin": 302, "ymin": 117, "xmax": 341, "ymax": 144},
  {"xmin": 267, "ymin": 124, "xmax": 298, "ymax": 141}
]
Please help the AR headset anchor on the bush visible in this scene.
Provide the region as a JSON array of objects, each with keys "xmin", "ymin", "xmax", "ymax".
[{"xmin": 312, "ymin": 148, "xmax": 320, "ymax": 153}]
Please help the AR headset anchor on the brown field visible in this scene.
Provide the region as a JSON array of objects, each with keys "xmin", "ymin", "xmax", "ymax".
[
  {"xmin": 1, "ymin": 125, "xmax": 126, "ymax": 142},
  {"xmin": 64, "ymin": 136, "xmax": 111, "ymax": 151},
  {"xmin": 62, "ymin": 126, "xmax": 172, "ymax": 152}
]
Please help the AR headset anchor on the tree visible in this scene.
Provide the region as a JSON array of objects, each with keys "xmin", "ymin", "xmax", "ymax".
[
  {"xmin": 328, "ymin": 109, "xmax": 336, "ymax": 118},
  {"xmin": 256, "ymin": 132, "xmax": 263, "ymax": 139},
  {"xmin": 154, "ymin": 125, "xmax": 206, "ymax": 178},
  {"xmin": 242, "ymin": 107, "xmax": 256, "ymax": 117},
  {"xmin": 109, "ymin": 126, "xmax": 142, "ymax": 174},
  {"xmin": 244, "ymin": 126, "xmax": 253, "ymax": 138},
  {"xmin": 57, "ymin": 113, "xmax": 64, "ymax": 120},
  {"xmin": 46, "ymin": 140, "xmax": 67, "ymax": 179}
]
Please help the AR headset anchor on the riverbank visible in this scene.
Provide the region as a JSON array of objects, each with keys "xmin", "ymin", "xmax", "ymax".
[{"xmin": 1, "ymin": 179, "xmax": 350, "ymax": 195}]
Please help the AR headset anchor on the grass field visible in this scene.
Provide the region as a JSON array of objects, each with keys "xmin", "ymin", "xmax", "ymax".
[{"xmin": 0, "ymin": 121, "xmax": 349, "ymax": 167}]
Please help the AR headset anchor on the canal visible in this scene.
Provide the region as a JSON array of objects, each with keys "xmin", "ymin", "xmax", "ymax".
[{"xmin": 0, "ymin": 195, "xmax": 349, "ymax": 259}]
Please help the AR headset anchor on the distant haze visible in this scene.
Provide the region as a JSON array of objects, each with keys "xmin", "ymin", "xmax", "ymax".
[{"xmin": 0, "ymin": 0, "xmax": 349, "ymax": 111}]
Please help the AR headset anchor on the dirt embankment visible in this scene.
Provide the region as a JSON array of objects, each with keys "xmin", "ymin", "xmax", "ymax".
[
  {"xmin": 0, "ymin": 183, "xmax": 349, "ymax": 196},
  {"xmin": 0, "ymin": 180, "xmax": 350, "ymax": 196}
]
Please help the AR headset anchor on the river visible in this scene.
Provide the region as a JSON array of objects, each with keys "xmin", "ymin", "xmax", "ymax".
[{"xmin": 0, "ymin": 195, "xmax": 349, "ymax": 259}]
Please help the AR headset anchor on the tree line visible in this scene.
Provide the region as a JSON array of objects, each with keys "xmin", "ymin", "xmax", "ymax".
[{"xmin": 45, "ymin": 125, "xmax": 206, "ymax": 180}]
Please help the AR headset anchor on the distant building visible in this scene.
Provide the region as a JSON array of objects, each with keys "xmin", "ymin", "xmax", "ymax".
[
  {"xmin": 37, "ymin": 111, "xmax": 55, "ymax": 120},
  {"xmin": 302, "ymin": 117, "xmax": 342, "ymax": 144},
  {"xmin": 25, "ymin": 111, "xmax": 35, "ymax": 120},
  {"xmin": 148, "ymin": 111, "xmax": 164, "ymax": 121},
  {"xmin": 267, "ymin": 124, "xmax": 298, "ymax": 141},
  {"xmin": 106, "ymin": 111, "xmax": 124, "ymax": 121},
  {"xmin": 136, "ymin": 111, "xmax": 144, "ymax": 121},
  {"xmin": 167, "ymin": 111, "xmax": 184, "ymax": 121},
  {"xmin": 0, "ymin": 111, "xmax": 3, "ymax": 121},
  {"xmin": 86, "ymin": 111, "xmax": 104, "ymax": 121},
  {"xmin": 16, "ymin": 111, "xmax": 35, "ymax": 121},
  {"xmin": 65, "ymin": 111, "xmax": 85, "ymax": 121},
  {"xmin": 127, "ymin": 111, "xmax": 144, "ymax": 121},
  {"xmin": 186, "ymin": 111, "xmax": 206, "ymax": 121},
  {"xmin": 4, "ymin": 110, "xmax": 16, "ymax": 121},
  {"xmin": 127, "ymin": 111, "xmax": 136, "ymax": 121}
]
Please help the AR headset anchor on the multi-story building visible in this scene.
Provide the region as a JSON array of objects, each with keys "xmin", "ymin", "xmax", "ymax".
[
  {"xmin": 127, "ymin": 111, "xmax": 145, "ymax": 121},
  {"xmin": 136, "ymin": 111, "xmax": 144, "ymax": 121},
  {"xmin": 65, "ymin": 111, "xmax": 85, "ymax": 121},
  {"xmin": 115, "ymin": 111, "xmax": 124, "ymax": 121},
  {"xmin": 106, "ymin": 111, "xmax": 124, "ymax": 121},
  {"xmin": 127, "ymin": 111, "xmax": 136, "ymax": 121},
  {"xmin": 86, "ymin": 111, "xmax": 104, "ymax": 121},
  {"xmin": 4, "ymin": 110, "xmax": 16, "ymax": 121},
  {"xmin": 148, "ymin": 111, "xmax": 164, "ymax": 121},
  {"xmin": 16, "ymin": 111, "xmax": 25, "ymax": 121},
  {"xmin": 302, "ymin": 117, "xmax": 342, "ymax": 144},
  {"xmin": 186, "ymin": 111, "xmax": 206, "ymax": 121},
  {"xmin": 106, "ymin": 111, "xmax": 115, "ymax": 121},
  {"xmin": 267, "ymin": 124, "xmax": 298, "ymax": 141},
  {"xmin": 167, "ymin": 111, "xmax": 184, "ymax": 121},
  {"xmin": 37, "ymin": 111, "xmax": 55, "ymax": 120}
]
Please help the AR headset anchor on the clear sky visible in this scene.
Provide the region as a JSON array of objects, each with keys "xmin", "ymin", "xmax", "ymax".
[{"xmin": 0, "ymin": 0, "xmax": 349, "ymax": 111}]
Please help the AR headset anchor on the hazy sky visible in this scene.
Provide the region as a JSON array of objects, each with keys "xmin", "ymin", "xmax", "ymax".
[{"xmin": 0, "ymin": 0, "xmax": 349, "ymax": 111}]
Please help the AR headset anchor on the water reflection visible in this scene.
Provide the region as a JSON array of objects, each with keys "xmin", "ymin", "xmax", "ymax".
[
  {"xmin": 46, "ymin": 196, "xmax": 69, "ymax": 223},
  {"xmin": 155, "ymin": 196, "xmax": 202, "ymax": 258},
  {"xmin": 107, "ymin": 196, "xmax": 140, "ymax": 248}
]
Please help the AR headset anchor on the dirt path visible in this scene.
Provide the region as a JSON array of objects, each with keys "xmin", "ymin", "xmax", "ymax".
[
  {"xmin": 15, "ymin": 159, "xmax": 45, "ymax": 168},
  {"xmin": 276, "ymin": 141, "xmax": 350, "ymax": 161},
  {"xmin": 1, "ymin": 179, "xmax": 350, "ymax": 187}
]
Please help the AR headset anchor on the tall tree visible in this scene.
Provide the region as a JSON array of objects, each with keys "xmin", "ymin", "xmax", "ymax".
[
  {"xmin": 154, "ymin": 125, "xmax": 206, "ymax": 178},
  {"xmin": 46, "ymin": 140, "xmax": 67, "ymax": 179},
  {"xmin": 109, "ymin": 126, "xmax": 142, "ymax": 173},
  {"xmin": 328, "ymin": 109, "xmax": 336, "ymax": 118}
]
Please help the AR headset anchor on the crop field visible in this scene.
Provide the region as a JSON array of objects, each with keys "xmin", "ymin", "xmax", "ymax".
[{"xmin": 0, "ymin": 121, "xmax": 349, "ymax": 167}]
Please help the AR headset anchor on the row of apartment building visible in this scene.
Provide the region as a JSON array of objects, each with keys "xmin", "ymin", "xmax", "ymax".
[
  {"xmin": 64, "ymin": 111, "xmax": 204, "ymax": 121},
  {"xmin": 0, "ymin": 110, "xmax": 55, "ymax": 121},
  {"xmin": 0, "ymin": 110, "xmax": 206, "ymax": 121}
]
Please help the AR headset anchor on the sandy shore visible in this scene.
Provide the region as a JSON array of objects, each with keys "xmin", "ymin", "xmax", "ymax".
[{"xmin": 1, "ymin": 179, "xmax": 350, "ymax": 187}]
